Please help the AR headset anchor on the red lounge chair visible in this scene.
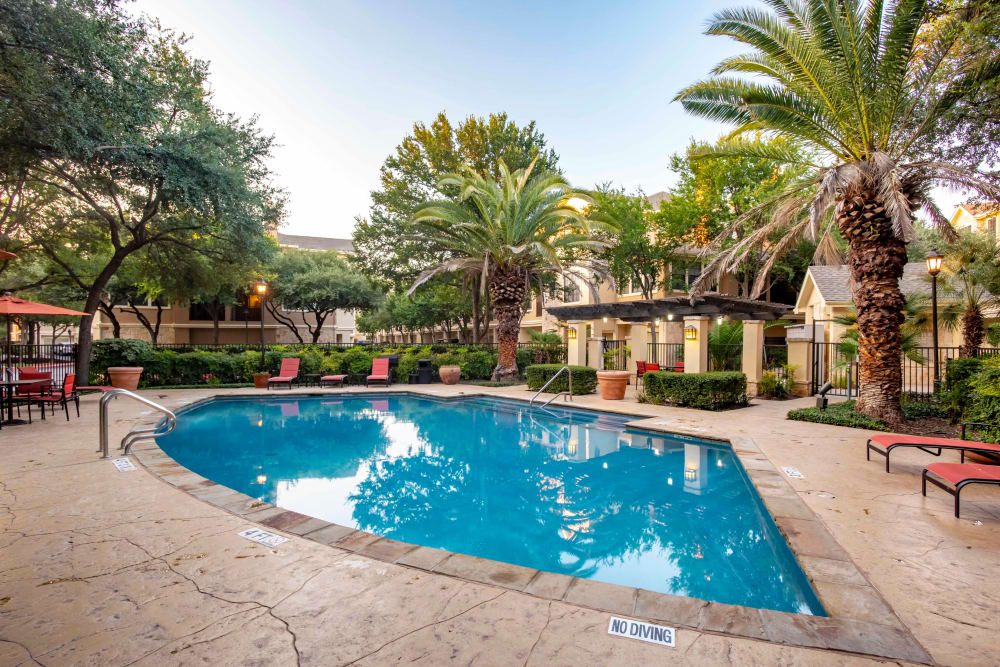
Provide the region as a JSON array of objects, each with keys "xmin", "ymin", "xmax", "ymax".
[
  {"xmin": 646, "ymin": 363, "xmax": 660, "ymax": 372},
  {"xmin": 673, "ymin": 362, "xmax": 684, "ymax": 373},
  {"xmin": 866, "ymin": 434, "xmax": 1000, "ymax": 473},
  {"xmin": 267, "ymin": 358, "xmax": 300, "ymax": 390},
  {"xmin": 366, "ymin": 357, "xmax": 390, "ymax": 387},
  {"xmin": 922, "ymin": 462, "xmax": 1000, "ymax": 518},
  {"xmin": 34, "ymin": 374, "xmax": 80, "ymax": 421},
  {"xmin": 321, "ymin": 374, "xmax": 347, "ymax": 387}
]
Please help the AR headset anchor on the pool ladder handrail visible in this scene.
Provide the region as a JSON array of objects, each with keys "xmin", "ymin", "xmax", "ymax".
[
  {"xmin": 529, "ymin": 365, "xmax": 572, "ymax": 408},
  {"xmin": 97, "ymin": 388, "xmax": 177, "ymax": 458}
]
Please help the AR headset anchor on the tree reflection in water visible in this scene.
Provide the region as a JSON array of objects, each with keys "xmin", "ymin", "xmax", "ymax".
[{"xmin": 158, "ymin": 395, "xmax": 824, "ymax": 614}]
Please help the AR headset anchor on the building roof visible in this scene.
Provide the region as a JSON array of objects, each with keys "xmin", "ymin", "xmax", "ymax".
[
  {"xmin": 959, "ymin": 202, "xmax": 1000, "ymax": 217},
  {"xmin": 276, "ymin": 232, "xmax": 353, "ymax": 252},
  {"xmin": 646, "ymin": 191, "xmax": 669, "ymax": 209},
  {"xmin": 804, "ymin": 262, "xmax": 931, "ymax": 305}
]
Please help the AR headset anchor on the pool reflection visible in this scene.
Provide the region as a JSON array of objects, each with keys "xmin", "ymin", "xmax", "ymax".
[{"xmin": 158, "ymin": 395, "xmax": 824, "ymax": 614}]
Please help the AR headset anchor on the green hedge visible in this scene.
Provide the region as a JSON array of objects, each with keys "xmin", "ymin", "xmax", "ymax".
[
  {"xmin": 89, "ymin": 339, "xmax": 534, "ymax": 388},
  {"xmin": 643, "ymin": 371, "xmax": 747, "ymax": 410},
  {"xmin": 525, "ymin": 365, "xmax": 597, "ymax": 395},
  {"xmin": 963, "ymin": 356, "xmax": 1000, "ymax": 442},
  {"xmin": 787, "ymin": 400, "xmax": 889, "ymax": 430}
]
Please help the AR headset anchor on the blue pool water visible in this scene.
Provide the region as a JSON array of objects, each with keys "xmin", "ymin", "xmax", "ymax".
[{"xmin": 157, "ymin": 394, "xmax": 824, "ymax": 614}]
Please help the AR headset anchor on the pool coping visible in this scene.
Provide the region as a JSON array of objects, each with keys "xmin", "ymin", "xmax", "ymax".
[{"xmin": 125, "ymin": 387, "xmax": 931, "ymax": 664}]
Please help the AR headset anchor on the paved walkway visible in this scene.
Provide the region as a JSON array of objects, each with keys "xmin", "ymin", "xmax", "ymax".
[{"xmin": 1, "ymin": 387, "xmax": 997, "ymax": 665}]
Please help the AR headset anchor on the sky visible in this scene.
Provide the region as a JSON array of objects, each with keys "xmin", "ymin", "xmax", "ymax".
[{"xmin": 132, "ymin": 0, "xmax": 965, "ymax": 240}]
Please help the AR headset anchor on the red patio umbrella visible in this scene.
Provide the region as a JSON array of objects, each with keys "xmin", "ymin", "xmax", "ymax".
[{"xmin": 0, "ymin": 296, "xmax": 88, "ymax": 345}]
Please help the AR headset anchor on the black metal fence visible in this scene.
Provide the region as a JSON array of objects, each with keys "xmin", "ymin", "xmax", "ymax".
[
  {"xmin": 646, "ymin": 343, "xmax": 684, "ymax": 370},
  {"xmin": 601, "ymin": 340, "xmax": 629, "ymax": 370},
  {"xmin": 1, "ymin": 343, "xmax": 76, "ymax": 385},
  {"xmin": 812, "ymin": 343, "xmax": 1000, "ymax": 398}
]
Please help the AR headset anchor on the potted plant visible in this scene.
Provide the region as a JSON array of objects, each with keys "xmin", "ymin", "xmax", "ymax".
[
  {"xmin": 252, "ymin": 373, "xmax": 271, "ymax": 389},
  {"xmin": 108, "ymin": 366, "xmax": 144, "ymax": 391},
  {"xmin": 596, "ymin": 369, "xmax": 630, "ymax": 400},
  {"xmin": 439, "ymin": 365, "xmax": 461, "ymax": 385}
]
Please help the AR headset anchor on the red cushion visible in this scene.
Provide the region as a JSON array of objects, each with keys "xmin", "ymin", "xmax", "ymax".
[
  {"xmin": 926, "ymin": 462, "xmax": 1000, "ymax": 485},
  {"xmin": 870, "ymin": 434, "xmax": 1000, "ymax": 452},
  {"xmin": 368, "ymin": 374, "xmax": 388, "ymax": 380},
  {"xmin": 321, "ymin": 375, "xmax": 347, "ymax": 381},
  {"xmin": 269, "ymin": 376, "xmax": 294, "ymax": 382}
]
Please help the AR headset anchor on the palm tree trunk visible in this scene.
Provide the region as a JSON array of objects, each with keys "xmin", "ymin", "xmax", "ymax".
[
  {"xmin": 837, "ymin": 194, "xmax": 907, "ymax": 423},
  {"xmin": 961, "ymin": 305, "xmax": 984, "ymax": 357},
  {"xmin": 489, "ymin": 266, "xmax": 526, "ymax": 381}
]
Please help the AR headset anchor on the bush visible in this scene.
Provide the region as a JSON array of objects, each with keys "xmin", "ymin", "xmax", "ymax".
[
  {"xmin": 787, "ymin": 400, "xmax": 889, "ymax": 431},
  {"xmin": 758, "ymin": 371, "xmax": 787, "ymax": 399},
  {"xmin": 643, "ymin": 371, "xmax": 747, "ymax": 410},
  {"xmin": 525, "ymin": 365, "xmax": 597, "ymax": 395},
  {"xmin": 900, "ymin": 401, "xmax": 949, "ymax": 419},
  {"xmin": 964, "ymin": 356, "xmax": 1000, "ymax": 442},
  {"xmin": 90, "ymin": 339, "xmax": 154, "ymax": 383}
]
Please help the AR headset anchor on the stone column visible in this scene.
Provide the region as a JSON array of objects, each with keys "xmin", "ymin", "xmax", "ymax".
[
  {"xmin": 587, "ymin": 338, "xmax": 603, "ymax": 370},
  {"xmin": 629, "ymin": 323, "xmax": 650, "ymax": 374},
  {"xmin": 785, "ymin": 324, "xmax": 813, "ymax": 396},
  {"xmin": 566, "ymin": 322, "xmax": 587, "ymax": 367},
  {"xmin": 683, "ymin": 316, "xmax": 710, "ymax": 374},
  {"xmin": 742, "ymin": 320, "xmax": 765, "ymax": 396}
]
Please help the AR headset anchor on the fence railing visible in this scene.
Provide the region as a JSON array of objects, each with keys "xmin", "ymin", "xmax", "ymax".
[
  {"xmin": 812, "ymin": 344, "xmax": 1000, "ymax": 398},
  {"xmin": 601, "ymin": 340, "xmax": 628, "ymax": 371},
  {"xmin": 646, "ymin": 343, "xmax": 684, "ymax": 370},
  {"xmin": 1, "ymin": 342, "xmax": 77, "ymax": 384}
]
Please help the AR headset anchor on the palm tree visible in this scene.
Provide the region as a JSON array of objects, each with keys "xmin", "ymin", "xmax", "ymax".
[
  {"xmin": 408, "ymin": 159, "xmax": 614, "ymax": 381},
  {"xmin": 675, "ymin": 0, "xmax": 1000, "ymax": 422},
  {"xmin": 939, "ymin": 233, "xmax": 1000, "ymax": 357}
]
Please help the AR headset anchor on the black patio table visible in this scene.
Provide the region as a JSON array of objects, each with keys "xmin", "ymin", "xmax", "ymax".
[{"xmin": 0, "ymin": 378, "xmax": 48, "ymax": 426}]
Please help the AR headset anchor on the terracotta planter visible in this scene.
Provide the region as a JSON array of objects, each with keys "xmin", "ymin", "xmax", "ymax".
[
  {"xmin": 597, "ymin": 370, "xmax": 630, "ymax": 400},
  {"xmin": 253, "ymin": 373, "xmax": 271, "ymax": 389},
  {"xmin": 108, "ymin": 366, "xmax": 143, "ymax": 391},
  {"xmin": 439, "ymin": 365, "xmax": 461, "ymax": 385}
]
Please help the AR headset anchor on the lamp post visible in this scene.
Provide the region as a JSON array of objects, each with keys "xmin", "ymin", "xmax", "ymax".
[
  {"xmin": 255, "ymin": 280, "xmax": 267, "ymax": 372},
  {"xmin": 925, "ymin": 249, "xmax": 943, "ymax": 393}
]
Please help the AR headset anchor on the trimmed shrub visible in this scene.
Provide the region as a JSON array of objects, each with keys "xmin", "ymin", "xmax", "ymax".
[
  {"xmin": 900, "ymin": 401, "xmax": 949, "ymax": 420},
  {"xmin": 90, "ymin": 338, "xmax": 154, "ymax": 383},
  {"xmin": 644, "ymin": 371, "xmax": 747, "ymax": 410},
  {"xmin": 963, "ymin": 356, "xmax": 1000, "ymax": 442},
  {"xmin": 787, "ymin": 400, "xmax": 889, "ymax": 431},
  {"xmin": 525, "ymin": 364, "xmax": 597, "ymax": 395}
]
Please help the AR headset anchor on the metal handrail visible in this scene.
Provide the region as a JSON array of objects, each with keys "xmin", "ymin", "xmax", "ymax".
[
  {"xmin": 97, "ymin": 388, "xmax": 177, "ymax": 458},
  {"xmin": 529, "ymin": 365, "xmax": 572, "ymax": 407}
]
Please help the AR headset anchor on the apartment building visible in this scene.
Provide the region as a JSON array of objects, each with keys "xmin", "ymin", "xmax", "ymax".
[{"xmin": 92, "ymin": 232, "xmax": 357, "ymax": 344}]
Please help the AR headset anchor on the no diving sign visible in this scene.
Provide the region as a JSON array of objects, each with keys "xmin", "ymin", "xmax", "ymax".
[{"xmin": 607, "ymin": 617, "xmax": 675, "ymax": 647}]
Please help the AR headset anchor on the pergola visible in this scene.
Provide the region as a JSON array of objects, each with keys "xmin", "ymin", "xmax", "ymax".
[
  {"xmin": 545, "ymin": 294, "xmax": 791, "ymax": 323},
  {"xmin": 545, "ymin": 295, "xmax": 792, "ymax": 386}
]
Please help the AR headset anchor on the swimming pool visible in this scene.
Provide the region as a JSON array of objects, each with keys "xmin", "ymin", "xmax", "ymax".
[{"xmin": 157, "ymin": 394, "xmax": 824, "ymax": 615}]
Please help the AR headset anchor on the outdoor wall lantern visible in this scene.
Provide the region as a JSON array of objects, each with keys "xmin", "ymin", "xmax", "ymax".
[
  {"xmin": 602, "ymin": 316, "xmax": 608, "ymax": 323},
  {"xmin": 684, "ymin": 325, "xmax": 697, "ymax": 341},
  {"xmin": 667, "ymin": 313, "xmax": 674, "ymax": 321},
  {"xmin": 568, "ymin": 328, "xmax": 577, "ymax": 340},
  {"xmin": 717, "ymin": 316, "xmax": 724, "ymax": 325}
]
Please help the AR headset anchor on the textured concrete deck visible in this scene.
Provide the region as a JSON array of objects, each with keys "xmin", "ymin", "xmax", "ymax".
[{"xmin": 1, "ymin": 386, "xmax": 998, "ymax": 665}]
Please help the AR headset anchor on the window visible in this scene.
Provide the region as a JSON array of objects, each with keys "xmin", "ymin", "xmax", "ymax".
[
  {"xmin": 564, "ymin": 280, "xmax": 581, "ymax": 303},
  {"xmin": 189, "ymin": 303, "xmax": 226, "ymax": 321},
  {"xmin": 231, "ymin": 293, "xmax": 261, "ymax": 322},
  {"xmin": 988, "ymin": 217, "xmax": 997, "ymax": 238},
  {"xmin": 534, "ymin": 297, "xmax": 542, "ymax": 316}
]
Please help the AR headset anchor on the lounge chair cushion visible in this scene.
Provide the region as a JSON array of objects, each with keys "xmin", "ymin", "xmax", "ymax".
[
  {"xmin": 925, "ymin": 462, "xmax": 1000, "ymax": 485},
  {"xmin": 869, "ymin": 434, "xmax": 1000, "ymax": 452},
  {"xmin": 269, "ymin": 376, "xmax": 295, "ymax": 383},
  {"xmin": 321, "ymin": 375, "xmax": 347, "ymax": 381},
  {"xmin": 368, "ymin": 374, "xmax": 389, "ymax": 381}
]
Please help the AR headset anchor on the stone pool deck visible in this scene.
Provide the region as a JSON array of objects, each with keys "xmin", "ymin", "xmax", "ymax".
[{"xmin": 1, "ymin": 386, "xmax": 997, "ymax": 666}]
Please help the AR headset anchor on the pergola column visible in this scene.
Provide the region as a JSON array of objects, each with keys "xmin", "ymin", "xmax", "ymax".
[
  {"xmin": 785, "ymin": 324, "xmax": 813, "ymax": 396},
  {"xmin": 742, "ymin": 319, "xmax": 765, "ymax": 396},
  {"xmin": 566, "ymin": 321, "xmax": 587, "ymax": 367},
  {"xmin": 629, "ymin": 323, "xmax": 650, "ymax": 373},
  {"xmin": 683, "ymin": 316, "xmax": 710, "ymax": 374}
]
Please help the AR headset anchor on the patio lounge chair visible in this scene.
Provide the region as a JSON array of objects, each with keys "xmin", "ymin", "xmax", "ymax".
[
  {"xmin": 33, "ymin": 374, "xmax": 80, "ymax": 421},
  {"xmin": 267, "ymin": 358, "xmax": 300, "ymax": 390},
  {"xmin": 922, "ymin": 462, "xmax": 1000, "ymax": 518},
  {"xmin": 366, "ymin": 357, "xmax": 391, "ymax": 387},
  {"xmin": 12, "ymin": 371, "xmax": 51, "ymax": 422},
  {"xmin": 321, "ymin": 374, "xmax": 348, "ymax": 387},
  {"xmin": 866, "ymin": 433, "xmax": 1000, "ymax": 473}
]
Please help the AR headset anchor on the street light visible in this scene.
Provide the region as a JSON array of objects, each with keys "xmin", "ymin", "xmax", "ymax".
[
  {"xmin": 255, "ymin": 280, "xmax": 267, "ymax": 372},
  {"xmin": 925, "ymin": 249, "xmax": 943, "ymax": 392}
]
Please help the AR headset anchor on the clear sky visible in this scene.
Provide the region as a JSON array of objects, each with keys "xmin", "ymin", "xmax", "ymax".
[{"xmin": 132, "ymin": 0, "xmax": 964, "ymax": 239}]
